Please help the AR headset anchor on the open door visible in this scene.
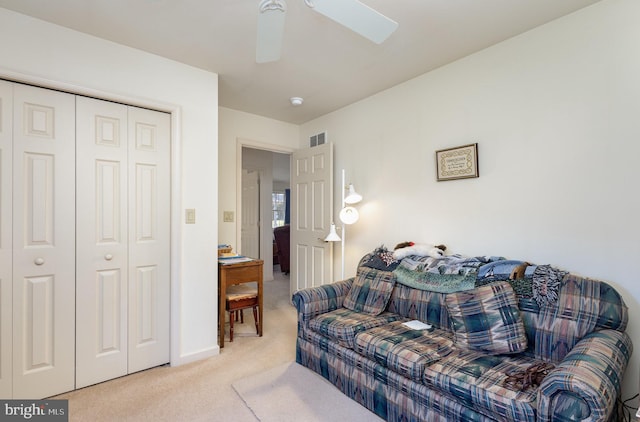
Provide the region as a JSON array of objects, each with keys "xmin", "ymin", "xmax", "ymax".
[
  {"xmin": 290, "ymin": 143, "xmax": 334, "ymax": 296},
  {"xmin": 241, "ymin": 170, "xmax": 260, "ymax": 259}
]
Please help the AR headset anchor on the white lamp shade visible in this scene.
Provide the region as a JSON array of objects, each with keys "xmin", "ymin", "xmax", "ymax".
[
  {"xmin": 324, "ymin": 223, "xmax": 341, "ymax": 241},
  {"xmin": 339, "ymin": 206, "xmax": 359, "ymax": 225},
  {"xmin": 344, "ymin": 184, "xmax": 362, "ymax": 204}
]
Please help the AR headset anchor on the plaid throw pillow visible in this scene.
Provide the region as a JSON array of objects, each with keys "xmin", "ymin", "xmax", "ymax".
[
  {"xmin": 343, "ymin": 267, "xmax": 396, "ymax": 315},
  {"xmin": 445, "ymin": 281, "xmax": 528, "ymax": 354}
]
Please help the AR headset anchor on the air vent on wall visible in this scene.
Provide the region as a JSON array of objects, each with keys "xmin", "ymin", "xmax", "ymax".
[{"xmin": 310, "ymin": 132, "xmax": 326, "ymax": 147}]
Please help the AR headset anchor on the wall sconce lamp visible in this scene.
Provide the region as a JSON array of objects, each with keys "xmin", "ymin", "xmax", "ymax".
[{"xmin": 325, "ymin": 169, "xmax": 363, "ymax": 279}]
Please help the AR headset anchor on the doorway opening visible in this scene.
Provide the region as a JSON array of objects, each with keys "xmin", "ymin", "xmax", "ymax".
[{"xmin": 238, "ymin": 142, "xmax": 292, "ymax": 282}]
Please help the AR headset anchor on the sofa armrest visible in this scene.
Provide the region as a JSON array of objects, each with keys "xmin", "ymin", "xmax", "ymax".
[
  {"xmin": 291, "ymin": 278, "xmax": 354, "ymax": 323},
  {"xmin": 537, "ymin": 329, "xmax": 632, "ymax": 422}
]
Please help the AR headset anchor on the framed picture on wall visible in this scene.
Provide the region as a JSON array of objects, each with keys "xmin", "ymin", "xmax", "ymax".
[{"xmin": 435, "ymin": 143, "xmax": 479, "ymax": 181}]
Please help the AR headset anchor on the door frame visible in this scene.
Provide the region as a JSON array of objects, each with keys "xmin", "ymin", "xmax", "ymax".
[
  {"xmin": 235, "ymin": 138, "xmax": 294, "ymax": 280},
  {"xmin": 0, "ymin": 69, "xmax": 184, "ymax": 367}
]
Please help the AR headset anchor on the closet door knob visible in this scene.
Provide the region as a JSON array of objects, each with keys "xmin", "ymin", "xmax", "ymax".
[
  {"xmin": 34, "ymin": 257, "xmax": 45, "ymax": 265},
  {"xmin": 104, "ymin": 254, "xmax": 113, "ymax": 261}
]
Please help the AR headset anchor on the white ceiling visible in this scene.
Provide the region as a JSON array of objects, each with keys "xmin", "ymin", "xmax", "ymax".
[{"xmin": 0, "ymin": 0, "xmax": 601, "ymax": 124}]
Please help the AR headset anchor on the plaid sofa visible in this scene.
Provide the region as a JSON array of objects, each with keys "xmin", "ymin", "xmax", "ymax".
[{"xmin": 292, "ymin": 265, "xmax": 632, "ymax": 421}]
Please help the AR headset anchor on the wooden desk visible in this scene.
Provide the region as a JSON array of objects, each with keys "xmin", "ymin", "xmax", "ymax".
[{"xmin": 218, "ymin": 259, "xmax": 263, "ymax": 348}]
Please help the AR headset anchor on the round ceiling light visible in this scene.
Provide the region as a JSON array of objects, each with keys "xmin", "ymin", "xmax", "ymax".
[{"xmin": 290, "ymin": 97, "xmax": 304, "ymax": 106}]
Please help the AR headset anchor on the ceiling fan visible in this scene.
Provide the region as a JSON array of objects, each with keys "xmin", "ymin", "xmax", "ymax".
[{"xmin": 256, "ymin": 0, "xmax": 398, "ymax": 63}]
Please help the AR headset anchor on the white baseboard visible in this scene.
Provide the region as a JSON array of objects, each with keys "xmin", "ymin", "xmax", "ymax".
[{"xmin": 171, "ymin": 345, "xmax": 219, "ymax": 367}]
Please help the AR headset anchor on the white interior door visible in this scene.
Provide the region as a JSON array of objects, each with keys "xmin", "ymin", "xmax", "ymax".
[
  {"xmin": 76, "ymin": 97, "xmax": 129, "ymax": 388},
  {"xmin": 290, "ymin": 143, "xmax": 333, "ymax": 295},
  {"xmin": 0, "ymin": 80, "xmax": 13, "ymax": 398},
  {"xmin": 127, "ymin": 106, "xmax": 170, "ymax": 373},
  {"xmin": 12, "ymin": 83, "xmax": 76, "ymax": 399},
  {"xmin": 241, "ymin": 169, "xmax": 260, "ymax": 259}
]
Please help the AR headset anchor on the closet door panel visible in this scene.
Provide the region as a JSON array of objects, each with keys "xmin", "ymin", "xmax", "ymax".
[
  {"xmin": 127, "ymin": 106, "xmax": 170, "ymax": 373},
  {"xmin": 76, "ymin": 97, "xmax": 128, "ymax": 388},
  {"xmin": 12, "ymin": 84, "xmax": 75, "ymax": 399},
  {"xmin": 0, "ymin": 80, "xmax": 13, "ymax": 398}
]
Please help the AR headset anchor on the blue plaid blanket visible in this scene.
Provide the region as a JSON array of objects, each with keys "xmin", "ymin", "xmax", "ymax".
[{"xmin": 393, "ymin": 254, "xmax": 568, "ymax": 308}]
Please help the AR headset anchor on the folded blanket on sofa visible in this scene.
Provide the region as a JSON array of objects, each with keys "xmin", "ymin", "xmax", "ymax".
[
  {"xmin": 476, "ymin": 260, "xmax": 567, "ymax": 307},
  {"xmin": 393, "ymin": 255, "xmax": 499, "ymax": 293},
  {"xmin": 392, "ymin": 254, "xmax": 566, "ymax": 307}
]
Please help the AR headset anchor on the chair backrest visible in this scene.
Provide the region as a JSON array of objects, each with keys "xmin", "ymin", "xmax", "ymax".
[{"xmin": 273, "ymin": 225, "xmax": 290, "ymax": 272}]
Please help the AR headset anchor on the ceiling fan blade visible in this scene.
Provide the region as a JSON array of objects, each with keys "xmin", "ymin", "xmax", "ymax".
[
  {"xmin": 256, "ymin": 0, "xmax": 287, "ymax": 63},
  {"xmin": 307, "ymin": 0, "xmax": 398, "ymax": 44}
]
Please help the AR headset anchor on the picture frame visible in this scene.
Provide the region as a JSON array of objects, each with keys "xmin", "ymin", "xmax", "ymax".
[{"xmin": 435, "ymin": 143, "xmax": 479, "ymax": 181}]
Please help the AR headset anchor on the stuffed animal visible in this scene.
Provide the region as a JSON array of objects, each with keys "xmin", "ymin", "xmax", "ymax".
[
  {"xmin": 509, "ymin": 262, "xmax": 530, "ymax": 280},
  {"xmin": 394, "ymin": 241, "xmax": 414, "ymax": 250},
  {"xmin": 392, "ymin": 241, "xmax": 447, "ymax": 259}
]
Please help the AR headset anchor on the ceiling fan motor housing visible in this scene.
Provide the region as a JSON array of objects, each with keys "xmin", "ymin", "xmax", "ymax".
[{"xmin": 259, "ymin": 0, "xmax": 286, "ymax": 13}]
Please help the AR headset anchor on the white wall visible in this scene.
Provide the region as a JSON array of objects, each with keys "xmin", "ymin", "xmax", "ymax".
[
  {"xmin": 0, "ymin": 9, "xmax": 220, "ymax": 365},
  {"xmin": 218, "ymin": 107, "xmax": 299, "ymax": 249},
  {"xmin": 302, "ymin": 0, "xmax": 640, "ymax": 401}
]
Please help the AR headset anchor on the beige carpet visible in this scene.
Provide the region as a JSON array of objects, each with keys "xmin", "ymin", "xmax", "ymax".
[
  {"xmin": 54, "ymin": 269, "xmax": 301, "ymax": 421},
  {"xmin": 52, "ymin": 270, "xmax": 383, "ymax": 421},
  {"xmin": 232, "ymin": 362, "xmax": 383, "ymax": 422}
]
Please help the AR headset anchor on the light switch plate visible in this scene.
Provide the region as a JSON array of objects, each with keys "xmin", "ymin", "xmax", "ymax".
[
  {"xmin": 185, "ymin": 208, "xmax": 196, "ymax": 224},
  {"xmin": 223, "ymin": 211, "xmax": 234, "ymax": 222}
]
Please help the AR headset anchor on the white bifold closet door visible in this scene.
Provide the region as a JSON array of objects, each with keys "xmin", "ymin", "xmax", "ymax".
[
  {"xmin": 12, "ymin": 83, "xmax": 77, "ymax": 399},
  {"xmin": 76, "ymin": 97, "xmax": 170, "ymax": 389},
  {"xmin": 0, "ymin": 82, "xmax": 169, "ymax": 398}
]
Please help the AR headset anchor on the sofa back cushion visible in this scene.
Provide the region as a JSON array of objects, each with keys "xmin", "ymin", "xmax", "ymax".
[
  {"xmin": 445, "ymin": 281, "xmax": 528, "ymax": 355},
  {"xmin": 386, "ymin": 283, "xmax": 452, "ymax": 329},
  {"xmin": 518, "ymin": 274, "xmax": 628, "ymax": 363}
]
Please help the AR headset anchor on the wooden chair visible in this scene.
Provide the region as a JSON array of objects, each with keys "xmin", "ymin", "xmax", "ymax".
[{"xmin": 225, "ymin": 284, "xmax": 259, "ymax": 342}]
